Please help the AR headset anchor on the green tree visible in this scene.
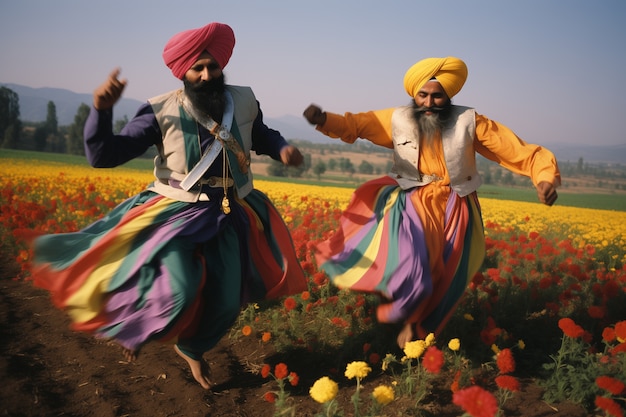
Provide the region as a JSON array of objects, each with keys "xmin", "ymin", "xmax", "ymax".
[
  {"xmin": 358, "ymin": 160, "xmax": 374, "ymax": 174},
  {"xmin": 0, "ymin": 86, "xmax": 21, "ymax": 148},
  {"xmin": 313, "ymin": 160, "xmax": 326, "ymax": 180},
  {"xmin": 267, "ymin": 159, "xmax": 287, "ymax": 177},
  {"xmin": 45, "ymin": 101, "xmax": 63, "ymax": 152},
  {"xmin": 66, "ymin": 103, "xmax": 90, "ymax": 155}
]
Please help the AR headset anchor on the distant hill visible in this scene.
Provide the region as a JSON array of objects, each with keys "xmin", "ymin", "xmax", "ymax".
[{"xmin": 2, "ymin": 83, "xmax": 624, "ymax": 164}]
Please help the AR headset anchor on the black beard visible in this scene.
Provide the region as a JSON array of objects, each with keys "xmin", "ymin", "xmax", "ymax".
[
  {"xmin": 183, "ymin": 74, "xmax": 226, "ymax": 123},
  {"xmin": 410, "ymin": 100, "xmax": 453, "ymax": 140}
]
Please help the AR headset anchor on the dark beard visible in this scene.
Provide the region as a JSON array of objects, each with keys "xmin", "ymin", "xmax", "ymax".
[
  {"xmin": 183, "ymin": 74, "xmax": 226, "ymax": 124},
  {"xmin": 410, "ymin": 100, "xmax": 453, "ymax": 142}
]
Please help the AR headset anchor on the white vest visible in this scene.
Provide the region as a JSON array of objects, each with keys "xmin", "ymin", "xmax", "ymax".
[
  {"xmin": 147, "ymin": 86, "xmax": 257, "ymax": 202},
  {"xmin": 389, "ymin": 105, "xmax": 481, "ymax": 197}
]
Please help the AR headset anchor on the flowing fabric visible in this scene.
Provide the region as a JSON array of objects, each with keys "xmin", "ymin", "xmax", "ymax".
[
  {"xmin": 33, "ymin": 186, "xmax": 306, "ymax": 355},
  {"xmin": 315, "ymin": 136, "xmax": 486, "ymax": 338}
]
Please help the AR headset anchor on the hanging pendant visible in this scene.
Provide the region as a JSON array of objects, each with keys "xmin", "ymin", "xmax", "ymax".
[{"xmin": 221, "ymin": 195, "xmax": 231, "ymax": 214}]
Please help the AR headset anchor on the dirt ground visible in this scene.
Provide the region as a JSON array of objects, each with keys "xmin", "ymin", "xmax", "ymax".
[{"xmin": 0, "ymin": 269, "xmax": 594, "ymax": 417}]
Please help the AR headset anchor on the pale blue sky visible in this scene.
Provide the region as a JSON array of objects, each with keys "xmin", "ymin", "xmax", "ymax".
[{"xmin": 1, "ymin": 0, "xmax": 625, "ymax": 146}]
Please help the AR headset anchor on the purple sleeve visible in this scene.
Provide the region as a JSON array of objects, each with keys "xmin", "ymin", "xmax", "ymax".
[
  {"xmin": 250, "ymin": 101, "xmax": 289, "ymax": 161},
  {"xmin": 84, "ymin": 103, "xmax": 161, "ymax": 168}
]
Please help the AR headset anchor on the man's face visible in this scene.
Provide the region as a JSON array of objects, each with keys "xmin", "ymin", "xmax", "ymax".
[
  {"xmin": 413, "ymin": 80, "xmax": 450, "ymax": 113},
  {"xmin": 185, "ymin": 51, "xmax": 223, "ymax": 84}
]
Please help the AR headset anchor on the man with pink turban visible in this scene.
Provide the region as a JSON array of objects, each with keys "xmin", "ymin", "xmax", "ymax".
[
  {"xmin": 32, "ymin": 22, "xmax": 306, "ymax": 390},
  {"xmin": 303, "ymin": 56, "xmax": 560, "ymax": 348}
]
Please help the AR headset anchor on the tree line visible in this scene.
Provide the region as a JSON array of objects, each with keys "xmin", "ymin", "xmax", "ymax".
[{"xmin": 0, "ymin": 86, "xmax": 127, "ymax": 154}]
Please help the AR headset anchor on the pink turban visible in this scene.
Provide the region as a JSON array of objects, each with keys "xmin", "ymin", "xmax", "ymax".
[
  {"xmin": 403, "ymin": 57, "xmax": 468, "ymax": 99},
  {"xmin": 162, "ymin": 22, "xmax": 236, "ymax": 79}
]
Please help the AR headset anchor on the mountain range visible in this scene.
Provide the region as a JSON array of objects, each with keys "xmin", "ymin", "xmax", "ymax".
[{"xmin": 2, "ymin": 83, "xmax": 625, "ymax": 164}]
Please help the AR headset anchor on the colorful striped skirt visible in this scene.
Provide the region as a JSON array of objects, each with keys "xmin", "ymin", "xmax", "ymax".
[
  {"xmin": 32, "ymin": 187, "xmax": 306, "ymax": 358},
  {"xmin": 315, "ymin": 176, "xmax": 485, "ymax": 338}
]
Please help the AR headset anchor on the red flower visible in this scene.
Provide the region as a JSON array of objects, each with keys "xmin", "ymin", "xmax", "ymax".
[
  {"xmin": 274, "ymin": 363, "xmax": 289, "ymax": 380},
  {"xmin": 587, "ymin": 305, "xmax": 606, "ymax": 319},
  {"xmin": 261, "ymin": 364, "xmax": 271, "ymax": 378},
  {"xmin": 615, "ymin": 321, "xmax": 626, "ymax": 342},
  {"xmin": 284, "ymin": 297, "xmax": 297, "ymax": 312},
  {"xmin": 595, "ymin": 396, "xmax": 624, "ymax": 417},
  {"xmin": 496, "ymin": 348, "xmax": 516, "ymax": 374},
  {"xmin": 452, "ymin": 386, "xmax": 499, "ymax": 417},
  {"xmin": 558, "ymin": 317, "xmax": 585, "ymax": 338},
  {"xmin": 288, "ymin": 371, "xmax": 299, "ymax": 387},
  {"xmin": 596, "ymin": 376, "xmax": 626, "ymax": 395},
  {"xmin": 612, "ymin": 343, "xmax": 626, "ymax": 356},
  {"xmin": 264, "ymin": 392, "xmax": 277, "ymax": 403},
  {"xmin": 369, "ymin": 352, "xmax": 381, "ymax": 365},
  {"xmin": 450, "ymin": 370, "xmax": 462, "ymax": 393},
  {"xmin": 603, "ymin": 326, "xmax": 616, "ymax": 343},
  {"xmin": 495, "ymin": 375, "xmax": 520, "ymax": 392},
  {"xmin": 422, "ymin": 346, "xmax": 444, "ymax": 374}
]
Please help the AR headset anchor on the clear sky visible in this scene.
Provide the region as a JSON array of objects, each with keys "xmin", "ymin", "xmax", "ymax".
[{"xmin": 1, "ymin": 0, "xmax": 625, "ymax": 146}]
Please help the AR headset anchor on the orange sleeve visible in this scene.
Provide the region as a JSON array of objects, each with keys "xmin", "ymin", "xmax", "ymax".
[
  {"xmin": 474, "ymin": 113, "xmax": 561, "ymax": 187},
  {"xmin": 316, "ymin": 108, "xmax": 396, "ymax": 149}
]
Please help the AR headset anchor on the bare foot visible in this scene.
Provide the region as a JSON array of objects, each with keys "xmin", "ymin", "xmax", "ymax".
[
  {"xmin": 174, "ymin": 345, "xmax": 211, "ymax": 390},
  {"xmin": 122, "ymin": 347, "xmax": 138, "ymax": 362},
  {"xmin": 397, "ymin": 322, "xmax": 414, "ymax": 349}
]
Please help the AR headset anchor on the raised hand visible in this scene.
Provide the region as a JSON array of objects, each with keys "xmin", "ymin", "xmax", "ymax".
[
  {"xmin": 93, "ymin": 68, "xmax": 127, "ymax": 110},
  {"xmin": 303, "ymin": 104, "xmax": 327, "ymax": 126}
]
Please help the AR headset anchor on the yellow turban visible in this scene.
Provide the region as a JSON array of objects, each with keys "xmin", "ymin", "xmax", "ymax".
[{"xmin": 403, "ymin": 57, "xmax": 468, "ymax": 99}]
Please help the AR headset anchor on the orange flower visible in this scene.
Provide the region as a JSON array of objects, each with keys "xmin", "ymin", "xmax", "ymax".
[
  {"xmin": 450, "ymin": 370, "xmax": 462, "ymax": 393},
  {"xmin": 264, "ymin": 392, "xmax": 277, "ymax": 403},
  {"xmin": 301, "ymin": 290, "xmax": 311, "ymax": 301},
  {"xmin": 595, "ymin": 396, "xmax": 624, "ymax": 417},
  {"xmin": 261, "ymin": 332, "xmax": 272, "ymax": 343},
  {"xmin": 284, "ymin": 297, "xmax": 297, "ymax": 312},
  {"xmin": 496, "ymin": 348, "xmax": 516, "ymax": 374},
  {"xmin": 495, "ymin": 375, "xmax": 520, "ymax": 392},
  {"xmin": 596, "ymin": 376, "xmax": 626, "ymax": 396},
  {"xmin": 274, "ymin": 363, "xmax": 289, "ymax": 380},
  {"xmin": 558, "ymin": 317, "xmax": 585, "ymax": 338},
  {"xmin": 261, "ymin": 364, "xmax": 271, "ymax": 378},
  {"xmin": 241, "ymin": 325, "xmax": 252, "ymax": 336},
  {"xmin": 452, "ymin": 386, "xmax": 498, "ymax": 417},
  {"xmin": 288, "ymin": 371, "xmax": 299, "ymax": 387},
  {"xmin": 422, "ymin": 346, "xmax": 444, "ymax": 374}
]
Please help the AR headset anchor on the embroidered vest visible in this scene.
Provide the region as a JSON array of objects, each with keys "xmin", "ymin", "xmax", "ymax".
[
  {"xmin": 390, "ymin": 105, "xmax": 482, "ymax": 197},
  {"xmin": 147, "ymin": 85, "xmax": 257, "ymax": 202}
]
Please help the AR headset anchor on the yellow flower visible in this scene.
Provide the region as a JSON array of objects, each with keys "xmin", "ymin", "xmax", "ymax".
[
  {"xmin": 425, "ymin": 333, "xmax": 436, "ymax": 347},
  {"xmin": 517, "ymin": 339, "xmax": 526, "ymax": 350},
  {"xmin": 309, "ymin": 376, "xmax": 339, "ymax": 404},
  {"xmin": 491, "ymin": 344, "xmax": 500, "ymax": 355},
  {"xmin": 403, "ymin": 340, "xmax": 426, "ymax": 359},
  {"xmin": 464, "ymin": 313, "xmax": 474, "ymax": 321},
  {"xmin": 372, "ymin": 385, "xmax": 395, "ymax": 405},
  {"xmin": 345, "ymin": 361, "xmax": 372, "ymax": 380},
  {"xmin": 448, "ymin": 338, "xmax": 461, "ymax": 351}
]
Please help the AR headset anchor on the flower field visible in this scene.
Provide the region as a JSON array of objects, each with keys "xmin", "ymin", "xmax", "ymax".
[{"xmin": 1, "ymin": 157, "xmax": 625, "ymax": 417}]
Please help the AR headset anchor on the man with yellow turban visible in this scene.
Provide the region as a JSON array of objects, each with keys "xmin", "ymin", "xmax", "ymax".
[
  {"xmin": 303, "ymin": 56, "xmax": 560, "ymax": 348},
  {"xmin": 32, "ymin": 22, "xmax": 307, "ymax": 390}
]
